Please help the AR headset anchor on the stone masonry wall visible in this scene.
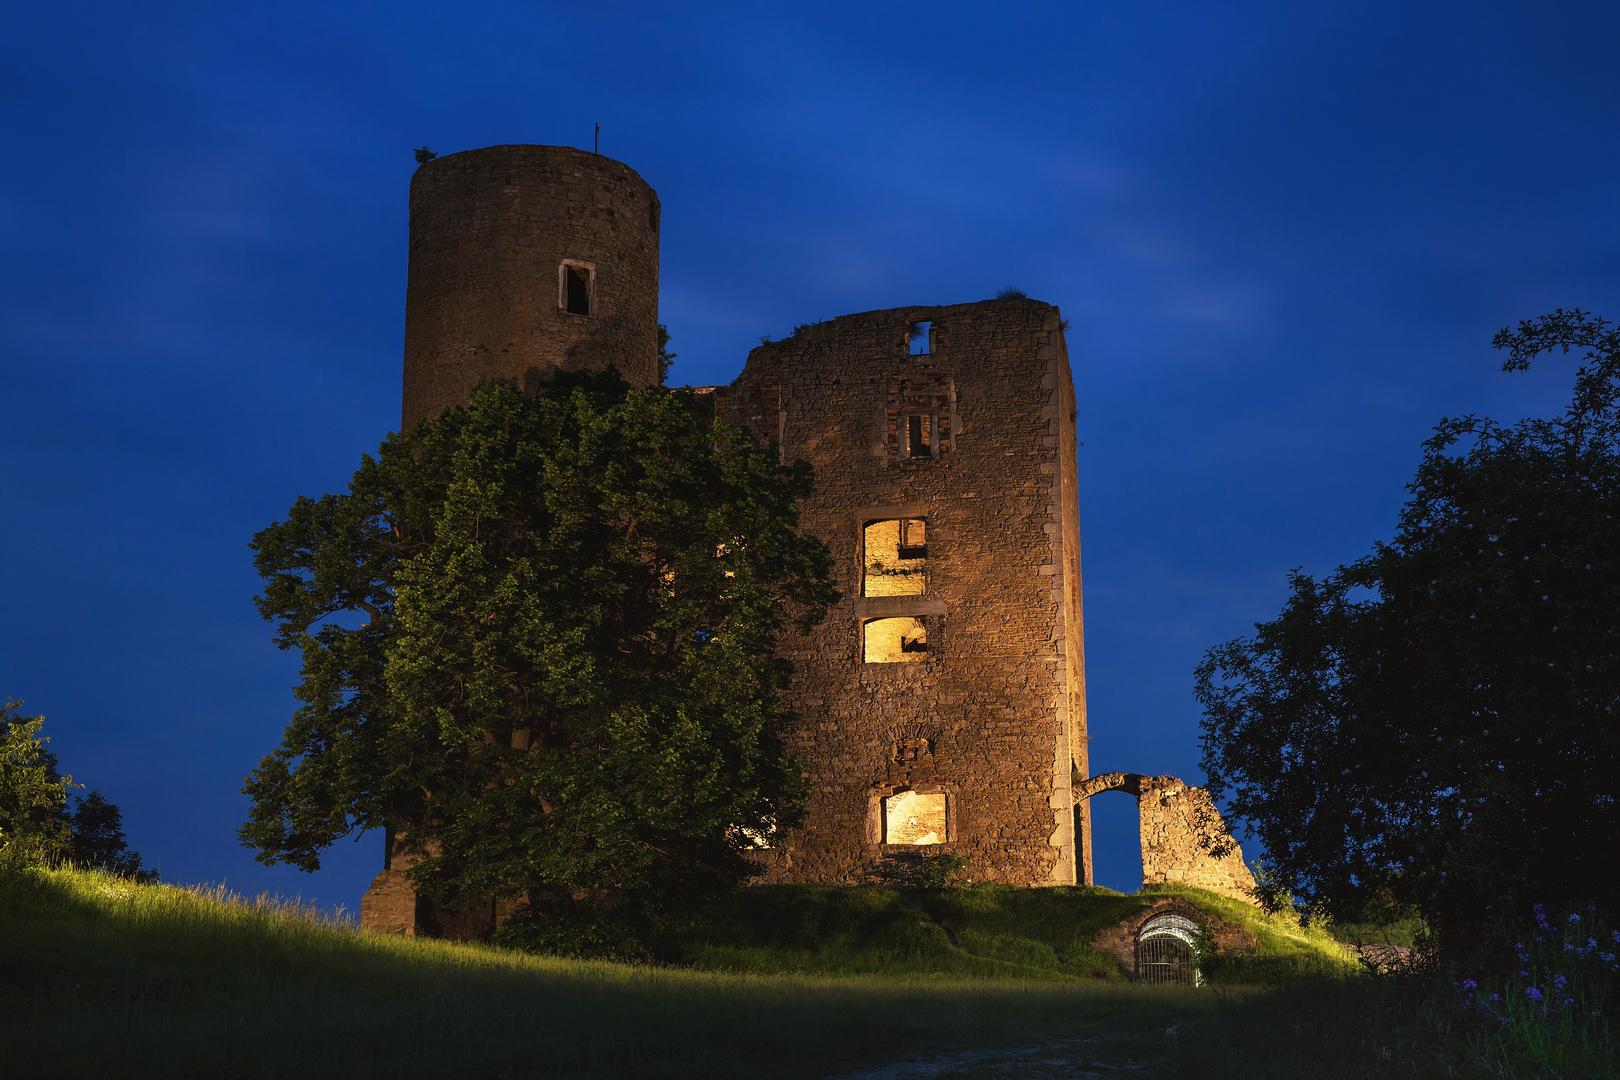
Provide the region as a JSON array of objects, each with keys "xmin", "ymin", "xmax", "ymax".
[
  {"xmin": 1089, "ymin": 898, "xmax": 1258, "ymax": 976},
  {"xmin": 1138, "ymin": 778, "xmax": 1256, "ymax": 901},
  {"xmin": 715, "ymin": 298, "xmax": 1085, "ymax": 887},
  {"xmin": 402, "ymin": 145, "xmax": 660, "ymax": 429},
  {"xmin": 1075, "ymin": 772, "xmax": 1257, "ymax": 903}
]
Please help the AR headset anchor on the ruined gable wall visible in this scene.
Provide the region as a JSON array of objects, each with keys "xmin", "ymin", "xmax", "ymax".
[
  {"xmin": 1138, "ymin": 778, "xmax": 1257, "ymax": 902},
  {"xmin": 716, "ymin": 299, "xmax": 1082, "ymax": 886}
]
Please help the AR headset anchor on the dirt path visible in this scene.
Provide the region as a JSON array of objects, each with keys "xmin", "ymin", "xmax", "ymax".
[{"xmin": 831, "ymin": 1029, "xmax": 1175, "ymax": 1079}]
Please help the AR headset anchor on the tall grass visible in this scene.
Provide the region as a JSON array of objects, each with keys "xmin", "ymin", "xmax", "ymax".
[
  {"xmin": 24, "ymin": 866, "xmax": 1570, "ymax": 1078},
  {"xmin": 2, "ymin": 867, "xmax": 1208, "ymax": 1078}
]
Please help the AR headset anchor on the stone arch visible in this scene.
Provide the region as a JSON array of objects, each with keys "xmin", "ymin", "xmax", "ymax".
[
  {"xmin": 1137, "ymin": 911, "xmax": 1201, "ymax": 986},
  {"xmin": 1073, "ymin": 771, "xmax": 1256, "ymax": 903},
  {"xmin": 1089, "ymin": 896, "xmax": 1259, "ymax": 983}
]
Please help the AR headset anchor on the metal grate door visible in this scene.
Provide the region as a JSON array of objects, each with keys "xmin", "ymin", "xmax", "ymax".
[{"xmin": 1136, "ymin": 932, "xmax": 1196, "ymax": 987}]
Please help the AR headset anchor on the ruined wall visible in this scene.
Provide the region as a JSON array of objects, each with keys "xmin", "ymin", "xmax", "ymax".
[
  {"xmin": 359, "ymin": 832, "xmax": 515, "ymax": 941},
  {"xmin": 1076, "ymin": 772, "xmax": 1257, "ymax": 903},
  {"xmin": 715, "ymin": 298, "xmax": 1085, "ymax": 887},
  {"xmin": 358, "ymin": 866, "xmax": 417, "ymax": 935},
  {"xmin": 402, "ymin": 145, "xmax": 660, "ymax": 429},
  {"xmin": 1055, "ymin": 321, "xmax": 1090, "ymax": 883},
  {"xmin": 1138, "ymin": 778, "xmax": 1256, "ymax": 901}
]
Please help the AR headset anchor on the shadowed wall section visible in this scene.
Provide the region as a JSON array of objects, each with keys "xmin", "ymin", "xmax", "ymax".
[{"xmin": 401, "ymin": 144, "xmax": 660, "ymax": 429}]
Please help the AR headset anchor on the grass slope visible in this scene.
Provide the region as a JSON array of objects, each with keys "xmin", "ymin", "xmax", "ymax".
[
  {"xmin": 1, "ymin": 869, "xmax": 1355, "ymax": 1078},
  {"xmin": 676, "ymin": 883, "xmax": 1356, "ymax": 983},
  {"xmin": 2, "ymin": 868, "xmax": 1203, "ymax": 1078}
]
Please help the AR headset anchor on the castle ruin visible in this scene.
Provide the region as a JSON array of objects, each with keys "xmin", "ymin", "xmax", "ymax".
[{"xmin": 360, "ymin": 144, "xmax": 1251, "ymax": 934}]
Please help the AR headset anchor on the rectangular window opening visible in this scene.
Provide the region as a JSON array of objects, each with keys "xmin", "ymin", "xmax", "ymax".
[
  {"xmin": 863, "ymin": 616, "xmax": 928, "ymax": 663},
  {"xmin": 883, "ymin": 790, "xmax": 946, "ymax": 844},
  {"xmin": 560, "ymin": 262, "xmax": 593, "ymax": 316},
  {"xmin": 863, "ymin": 519, "xmax": 926, "ymax": 597},
  {"xmin": 908, "ymin": 321, "xmax": 931, "ymax": 355},
  {"xmin": 907, "ymin": 414, "xmax": 933, "ymax": 458}
]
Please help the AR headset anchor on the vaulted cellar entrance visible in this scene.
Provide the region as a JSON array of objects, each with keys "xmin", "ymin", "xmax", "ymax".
[{"xmin": 1136, "ymin": 912, "xmax": 1200, "ymax": 986}]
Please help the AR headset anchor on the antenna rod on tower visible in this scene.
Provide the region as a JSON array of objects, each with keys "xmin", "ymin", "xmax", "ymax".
[{"xmin": 594, "ymin": 123, "xmax": 599, "ymax": 155}]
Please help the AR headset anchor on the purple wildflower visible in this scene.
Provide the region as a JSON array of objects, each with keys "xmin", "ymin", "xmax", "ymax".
[{"xmin": 1526, "ymin": 987, "xmax": 1543, "ymax": 1003}]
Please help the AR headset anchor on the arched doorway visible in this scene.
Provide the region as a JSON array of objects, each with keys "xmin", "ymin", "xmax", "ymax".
[
  {"xmin": 1079, "ymin": 787, "xmax": 1143, "ymax": 892},
  {"xmin": 1072, "ymin": 770, "xmax": 1257, "ymax": 902},
  {"xmin": 1136, "ymin": 912, "xmax": 1200, "ymax": 986}
]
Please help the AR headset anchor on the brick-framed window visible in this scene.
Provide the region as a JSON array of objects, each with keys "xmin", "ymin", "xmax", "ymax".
[
  {"xmin": 886, "ymin": 376, "xmax": 954, "ymax": 461},
  {"xmin": 906, "ymin": 412, "xmax": 938, "ymax": 459}
]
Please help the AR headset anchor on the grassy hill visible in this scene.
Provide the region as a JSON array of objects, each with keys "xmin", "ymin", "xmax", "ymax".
[
  {"xmin": 0, "ymin": 867, "xmax": 1350, "ymax": 1079},
  {"xmin": 676, "ymin": 881, "xmax": 1354, "ymax": 983}
]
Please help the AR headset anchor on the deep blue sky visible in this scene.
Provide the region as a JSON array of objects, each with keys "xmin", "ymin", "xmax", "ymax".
[{"xmin": 4, "ymin": 2, "xmax": 1617, "ymax": 908}]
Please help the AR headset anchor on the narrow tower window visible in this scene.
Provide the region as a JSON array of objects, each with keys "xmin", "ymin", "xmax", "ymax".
[
  {"xmin": 907, "ymin": 414, "xmax": 934, "ymax": 458},
  {"xmin": 559, "ymin": 261, "xmax": 594, "ymax": 316},
  {"xmin": 908, "ymin": 321, "xmax": 931, "ymax": 355}
]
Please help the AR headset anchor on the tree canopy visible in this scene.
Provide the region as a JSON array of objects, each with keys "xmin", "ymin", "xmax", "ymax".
[
  {"xmin": 1197, "ymin": 310, "xmax": 1620, "ymax": 949},
  {"xmin": 0, "ymin": 700, "xmax": 73, "ymax": 868},
  {"xmin": 242, "ymin": 370, "xmax": 838, "ymax": 953},
  {"xmin": 0, "ymin": 699, "xmax": 153, "ymax": 879}
]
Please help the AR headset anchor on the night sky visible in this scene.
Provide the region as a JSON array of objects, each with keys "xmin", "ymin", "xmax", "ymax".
[{"xmin": 4, "ymin": 2, "xmax": 1617, "ymax": 910}]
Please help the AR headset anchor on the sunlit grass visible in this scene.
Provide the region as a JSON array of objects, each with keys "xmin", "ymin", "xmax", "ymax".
[
  {"xmin": 675, "ymin": 881, "xmax": 1358, "ymax": 984},
  {"xmin": 2, "ymin": 867, "xmax": 1215, "ymax": 1078}
]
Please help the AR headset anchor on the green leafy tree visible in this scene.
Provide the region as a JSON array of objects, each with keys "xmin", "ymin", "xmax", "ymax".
[
  {"xmin": 69, "ymin": 791, "xmax": 156, "ymax": 881},
  {"xmin": 1197, "ymin": 311, "xmax": 1620, "ymax": 952},
  {"xmin": 242, "ymin": 370, "xmax": 838, "ymax": 953},
  {"xmin": 0, "ymin": 700, "xmax": 74, "ymax": 868},
  {"xmin": 657, "ymin": 322, "xmax": 676, "ymax": 384}
]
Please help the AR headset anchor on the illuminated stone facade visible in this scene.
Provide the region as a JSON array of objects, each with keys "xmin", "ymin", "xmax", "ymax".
[
  {"xmin": 712, "ymin": 301, "xmax": 1089, "ymax": 886},
  {"xmin": 360, "ymin": 143, "xmax": 1289, "ymax": 933},
  {"xmin": 1074, "ymin": 772, "xmax": 1256, "ymax": 902}
]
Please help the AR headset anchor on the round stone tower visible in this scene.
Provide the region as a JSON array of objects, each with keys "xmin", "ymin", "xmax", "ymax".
[{"xmin": 401, "ymin": 145, "xmax": 660, "ymax": 429}]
